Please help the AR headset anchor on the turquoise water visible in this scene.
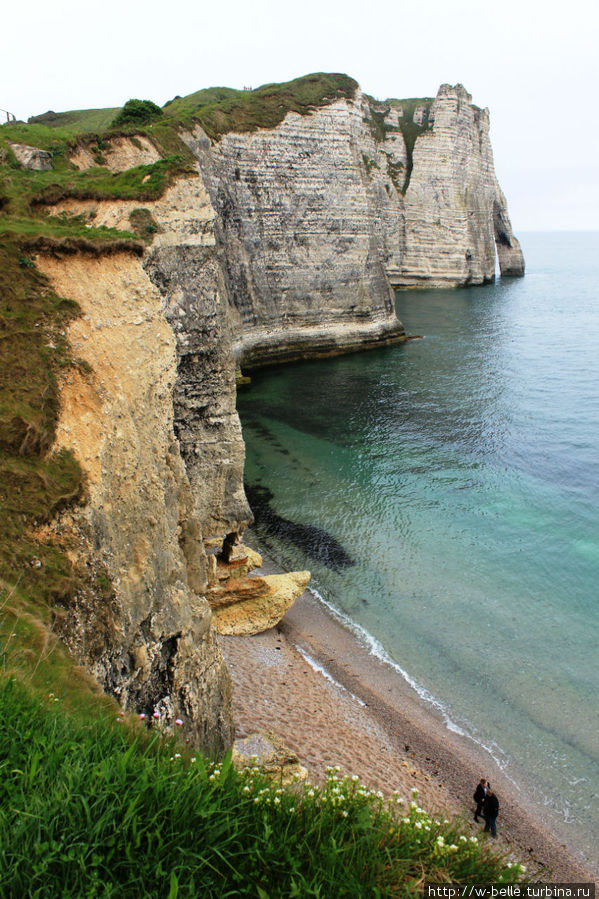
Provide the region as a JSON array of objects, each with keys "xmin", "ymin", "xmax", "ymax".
[{"xmin": 236, "ymin": 232, "xmax": 599, "ymax": 867}]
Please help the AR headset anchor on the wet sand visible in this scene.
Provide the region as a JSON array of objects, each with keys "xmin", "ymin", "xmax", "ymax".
[{"xmin": 219, "ymin": 560, "xmax": 596, "ymax": 884}]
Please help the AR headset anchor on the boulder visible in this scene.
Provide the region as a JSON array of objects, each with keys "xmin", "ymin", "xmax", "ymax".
[
  {"xmin": 8, "ymin": 142, "xmax": 52, "ymax": 171},
  {"xmin": 215, "ymin": 543, "xmax": 262, "ymax": 581},
  {"xmin": 208, "ymin": 571, "xmax": 310, "ymax": 635},
  {"xmin": 232, "ymin": 731, "xmax": 309, "ymax": 785}
]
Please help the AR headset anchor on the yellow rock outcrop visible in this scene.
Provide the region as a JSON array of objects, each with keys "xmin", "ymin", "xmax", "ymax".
[{"xmin": 208, "ymin": 571, "xmax": 310, "ymax": 636}]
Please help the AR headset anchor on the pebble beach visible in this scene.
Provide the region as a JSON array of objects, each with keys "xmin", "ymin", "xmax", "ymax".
[{"xmin": 220, "ymin": 571, "xmax": 596, "ymax": 885}]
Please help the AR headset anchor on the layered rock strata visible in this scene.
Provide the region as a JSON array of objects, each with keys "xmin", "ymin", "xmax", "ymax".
[
  {"xmin": 207, "ymin": 571, "xmax": 311, "ymax": 636},
  {"xmin": 183, "ymin": 104, "xmax": 407, "ymax": 369},
  {"xmin": 37, "ymin": 166, "xmax": 252, "ymax": 755},
  {"xmin": 397, "ymin": 84, "xmax": 524, "ymax": 286},
  {"xmin": 181, "ymin": 81, "xmax": 523, "ymax": 367},
  {"xmin": 36, "ymin": 77, "xmax": 523, "ymax": 756}
]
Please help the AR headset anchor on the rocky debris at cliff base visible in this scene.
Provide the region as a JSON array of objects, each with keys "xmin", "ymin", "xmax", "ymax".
[
  {"xmin": 208, "ymin": 571, "xmax": 311, "ymax": 635},
  {"xmin": 232, "ymin": 731, "xmax": 309, "ymax": 786},
  {"xmin": 215, "ymin": 543, "xmax": 263, "ymax": 580}
]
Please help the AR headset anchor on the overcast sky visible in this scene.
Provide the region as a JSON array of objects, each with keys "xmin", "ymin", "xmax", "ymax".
[{"xmin": 2, "ymin": 0, "xmax": 596, "ymax": 231}]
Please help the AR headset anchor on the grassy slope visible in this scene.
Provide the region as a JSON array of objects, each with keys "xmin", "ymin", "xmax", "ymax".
[
  {"xmin": 0, "ymin": 74, "xmax": 529, "ymax": 894},
  {"xmin": 27, "ymin": 107, "xmax": 121, "ymax": 132},
  {"xmin": 0, "ymin": 677, "xmax": 527, "ymax": 897},
  {"xmin": 21, "ymin": 74, "xmax": 358, "ymax": 141}
]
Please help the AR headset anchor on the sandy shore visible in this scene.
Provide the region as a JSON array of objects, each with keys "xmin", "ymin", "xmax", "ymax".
[{"xmin": 219, "ymin": 555, "xmax": 596, "ymax": 884}]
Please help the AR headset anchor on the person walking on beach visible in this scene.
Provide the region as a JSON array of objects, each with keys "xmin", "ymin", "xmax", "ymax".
[
  {"xmin": 483, "ymin": 788, "xmax": 499, "ymax": 837},
  {"xmin": 473, "ymin": 778, "xmax": 488, "ymax": 822}
]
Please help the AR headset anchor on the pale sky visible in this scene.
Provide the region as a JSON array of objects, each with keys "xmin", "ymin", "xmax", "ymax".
[{"xmin": 2, "ymin": 0, "xmax": 597, "ymax": 231}]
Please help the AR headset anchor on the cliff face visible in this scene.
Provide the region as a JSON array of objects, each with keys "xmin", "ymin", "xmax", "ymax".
[
  {"xmin": 33, "ymin": 78, "xmax": 523, "ymax": 755},
  {"xmin": 180, "ymin": 82, "xmax": 523, "ymax": 367},
  {"xmin": 182, "ymin": 97, "xmax": 406, "ymax": 368},
  {"xmin": 38, "ymin": 168, "xmax": 251, "ymax": 754},
  {"xmin": 397, "ymin": 84, "xmax": 524, "ymax": 287}
]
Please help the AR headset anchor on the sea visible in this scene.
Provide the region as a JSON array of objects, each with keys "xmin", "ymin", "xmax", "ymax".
[{"xmin": 236, "ymin": 232, "xmax": 599, "ymax": 870}]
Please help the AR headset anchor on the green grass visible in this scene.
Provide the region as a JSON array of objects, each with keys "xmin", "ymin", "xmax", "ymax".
[
  {"xmin": 7, "ymin": 73, "xmax": 358, "ymax": 149},
  {"xmin": 26, "ymin": 108, "xmax": 121, "ymax": 134},
  {"xmin": 0, "ymin": 676, "xmax": 528, "ymax": 898},
  {"xmin": 0, "ymin": 239, "xmax": 85, "ymax": 605},
  {"xmin": 162, "ymin": 73, "xmax": 358, "ymax": 140}
]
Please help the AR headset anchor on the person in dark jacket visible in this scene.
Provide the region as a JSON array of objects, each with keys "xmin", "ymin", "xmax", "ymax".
[
  {"xmin": 473, "ymin": 778, "xmax": 488, "ymax": 822},
  {"xmin": 483, "ymin": 789, "xmax": 499, "ymax": 837}
]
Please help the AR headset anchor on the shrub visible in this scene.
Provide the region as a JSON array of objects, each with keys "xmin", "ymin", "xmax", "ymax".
[{"xmin": 112, "ymin": 99, "xmax": 163, "ymax": 128}]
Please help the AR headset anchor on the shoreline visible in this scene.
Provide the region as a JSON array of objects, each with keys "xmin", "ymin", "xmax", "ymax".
[{"xmin": 219, "ymin": 550, "xmax": 596, "ymax": 884}]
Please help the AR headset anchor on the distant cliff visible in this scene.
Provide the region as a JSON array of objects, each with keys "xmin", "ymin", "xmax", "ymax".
[
  {"xmin": 1, "ymin": 73, "xmax": 523, "ymax": 755},
  {"xmin": 181, "ymin": 80, "xmax": 523, "ymax": 366}
]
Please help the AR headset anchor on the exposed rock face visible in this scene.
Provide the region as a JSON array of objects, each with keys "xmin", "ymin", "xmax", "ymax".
[
  {"xmin": 37, "ymin": 250, "xmax": 234, "ymax": 754},
  {"xmin": 173, "ymin": 82, "xmax": 522, "ymax": 368},
  {"xmin": 182, "ymin": 101, "xmax": 407, "ymax": 369},
  {"xmin": 398, "ymin": 84, "xmax": 524, "ymax": 286},
  {"xmin": 34, "ymin": 77, "xmax": 523, "ymax": 756},
  {"xmin": 70, "ymin": 135, "xmax": 161, "ymax": 172},
  {"xmin": 8, "ymin": 141, "xmax": 52, "ymax": 171},
  {"xmin": 35, "ymin": 167, "xmax": 255, "ymax": 754}
]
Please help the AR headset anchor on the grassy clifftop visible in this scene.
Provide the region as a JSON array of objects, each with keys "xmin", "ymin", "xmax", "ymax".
[{"xmin": 22, "ymin": 72, "xmax": 358, "ymax": 141}]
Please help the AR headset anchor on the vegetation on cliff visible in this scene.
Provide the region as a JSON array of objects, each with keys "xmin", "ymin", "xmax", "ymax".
[
  {"xmin": 0, "ymin": 677, "xmax": 527, "ymax": 897},
  {"xmin": 0, "ymin": 74, "xmax": 531, "ymax": 895},
  {"xmin": 365, "ymin": 96, "xmax": 434, "ymax": 193},
  {"xmin": 0, "ymin": 114, "xmax": 183, "ymax": 752},
  {"xmin": 26, "ymin": 73, "xmax": 358, "ymax": 143},
  {"xmin": 161, "ymin": 72, "xmax": 358, "ymax": 140}
]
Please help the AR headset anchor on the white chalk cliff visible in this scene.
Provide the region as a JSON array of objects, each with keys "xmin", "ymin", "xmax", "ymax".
[
  {"xmin": 37, "ymin": 77, "xmax": 523, "ymax": 754},
  {"xmin": 182, "ymin": 81, "xmax": 523, "ymax": 366}
]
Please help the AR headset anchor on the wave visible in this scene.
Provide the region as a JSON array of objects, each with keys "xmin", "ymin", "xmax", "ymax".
[{"xmin": 306, "ymin": 585, "xmax": 516, "ymax": 781}]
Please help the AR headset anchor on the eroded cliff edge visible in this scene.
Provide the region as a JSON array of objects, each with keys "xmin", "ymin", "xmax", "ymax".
[
  {"xmin": 20, "ymin": 75, "xmax": 523, "ymax": 755},
  {"xmin": 36, "ymin": 172, "xmax": 251, "ymax": 755}
]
